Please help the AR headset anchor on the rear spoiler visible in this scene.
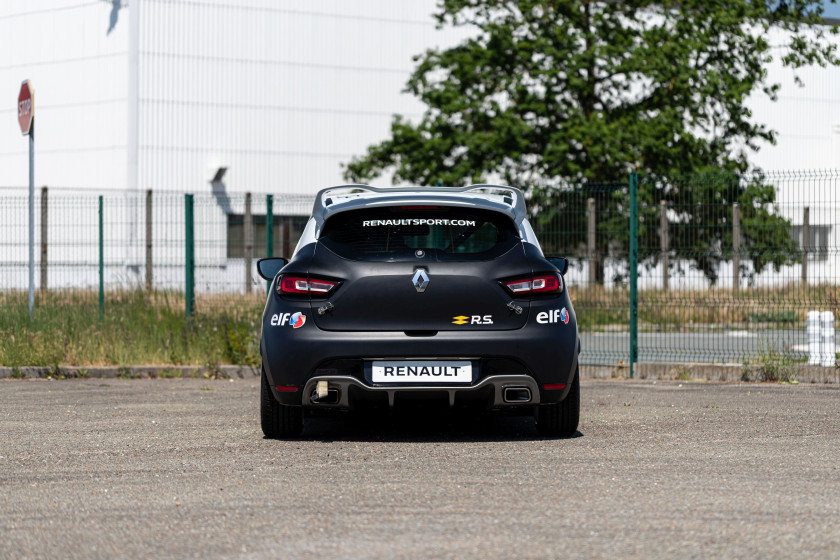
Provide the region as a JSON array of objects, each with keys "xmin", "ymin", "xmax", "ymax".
[{"xmin": 311, "ymin": 184, "xmax": 527, "ymax": 226}]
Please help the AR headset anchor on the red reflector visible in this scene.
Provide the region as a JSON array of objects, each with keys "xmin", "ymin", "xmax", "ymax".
[
  {"xmin": 542, "ymin": 383, "xmax": 566, "ymax": 390},
  {"xmin": 275, "ymin": 385, "xmax": 299, "ymax": 392}
]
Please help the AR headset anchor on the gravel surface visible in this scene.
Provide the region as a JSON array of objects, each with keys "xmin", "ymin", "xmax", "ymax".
[{"xmin": 1, "ymin": 378, "xmax": 839, "ymax": 559}]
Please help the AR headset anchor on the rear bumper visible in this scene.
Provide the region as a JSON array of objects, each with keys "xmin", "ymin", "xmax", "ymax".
[
  {"xmin": 300, "ymin": 374, "xmax": 542, "ymax": 409},
  {"xmin": 260, "ymin": 297, "xmax": 580, "ymax": 407}
]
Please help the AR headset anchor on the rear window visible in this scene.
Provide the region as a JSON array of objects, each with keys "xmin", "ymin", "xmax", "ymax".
[{"xmin": 318, "ymin": 206, "xmax": 520, "ymax": 262}]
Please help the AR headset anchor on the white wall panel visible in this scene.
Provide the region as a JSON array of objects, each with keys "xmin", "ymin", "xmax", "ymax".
[
  {"xmin": 3, "ymin": 1, "xmax": 840, "ymax": 197},
  {"xmin": 135, "ymin": 0, "xmax": 468, "ymax": 194},
  {"xmin": 0, "ymin": 1, "xmax": 128, "ymax": 189}
]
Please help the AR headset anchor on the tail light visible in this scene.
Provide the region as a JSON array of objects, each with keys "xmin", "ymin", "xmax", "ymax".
[
  {"xmin": 503, "ymin": 273, "xmax": 563, "ymax": 295},
  {"xmin": 277, "ymin": 275, "xmax": 338, "ymax": 296}
]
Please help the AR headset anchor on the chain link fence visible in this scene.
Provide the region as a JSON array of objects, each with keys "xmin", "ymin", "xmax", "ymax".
[{"xmin": 1, "ymin": 171, "xmax": 838, "ymax": 368}]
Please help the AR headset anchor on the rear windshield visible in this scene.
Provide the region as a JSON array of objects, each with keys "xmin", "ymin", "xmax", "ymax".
[{"xmin": 318, "ymin": 206, "xmax": 520, "ymax": 262}]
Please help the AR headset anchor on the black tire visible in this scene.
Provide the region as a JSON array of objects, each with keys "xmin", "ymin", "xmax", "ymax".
[
  {"xmin": 260, "ymin": 365, "xmax": 303, "ymax": 438},
  {"xmin": 535, "ymin": 367, "xmax": 580, "ymax": 437}
]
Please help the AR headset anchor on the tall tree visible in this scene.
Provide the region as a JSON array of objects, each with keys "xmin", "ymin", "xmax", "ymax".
[{"xmin": 344, "ymin": 0, "xmax": 837, "ymax": 283}]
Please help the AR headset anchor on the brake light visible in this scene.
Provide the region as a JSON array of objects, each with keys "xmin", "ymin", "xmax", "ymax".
[
  {"xmin": 504, "ymin": 273, "xmax": 563, "ymax": 295},
  {"xmin": 278, "ymin": 276, "xmax": 338, "ymax": 296}
]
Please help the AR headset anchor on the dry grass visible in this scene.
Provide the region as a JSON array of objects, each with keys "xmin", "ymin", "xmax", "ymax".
[
  {"xmin": 2, "ymin": 283, "xmax": 838, "ymax": 366},
  {"xmin": 0, "ymin": 290, "xmax": 264, "ymax": 367},
  {"xmin": 572, "ymin": 283, "xmax": 840, "ymax": 332}
]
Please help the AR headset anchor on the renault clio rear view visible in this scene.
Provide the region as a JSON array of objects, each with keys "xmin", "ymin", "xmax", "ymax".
[{"xmin": 257, "ymin": 185, "xmax": 581, "ymax": 437}]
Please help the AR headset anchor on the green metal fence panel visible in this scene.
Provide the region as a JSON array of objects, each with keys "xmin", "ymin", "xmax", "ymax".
[
  {"xmin": 0, "ymin": 173, "xmax": 837, "ymax": 369},
  {"xmin": 528, "ymin": 180, "xmax": 632, "ymax": 367}
]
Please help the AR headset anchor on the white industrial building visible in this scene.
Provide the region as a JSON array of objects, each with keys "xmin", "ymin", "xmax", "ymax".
[{"xmin": 0, "ymin": 0, "xmax": 838, "ymax": 293}]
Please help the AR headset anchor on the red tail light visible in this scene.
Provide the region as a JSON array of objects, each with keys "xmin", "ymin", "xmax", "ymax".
[
  {"xmin": 542, "ymin": 383, "xmax": 566, "ymax": 390},
  {"xmin": 278, "ymin": 276, "xmax": 338, "ymax": 296},
  {"xmin": 504, "ymin": 273, "xmax": 563, "ymax": 295}
]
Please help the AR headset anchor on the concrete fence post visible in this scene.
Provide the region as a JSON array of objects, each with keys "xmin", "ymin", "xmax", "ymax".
[
  {"xmin": 660, "ymin": 199, "xmax": 668, "ymax": 292},
  {"xmin": 733, "ymin": 203, "xmax": 740, "ymax": 293},
  {"xmin": 802, "ymin": 206, "xmax": 809, "ymax": 286},
  {"xmin": 40, "ymin": 186, "xmax": 47, "ymax": 292},
  {"xmin": 145, "ymin": 189, "xmax": 153, "ymax": 291},
  {"xmin": 244, "ymin": 192, "xmax": 253, "ymax": 293},
  {"xmin": 587, "ymin": 198, "xmax": 596, "ymax": 285}
]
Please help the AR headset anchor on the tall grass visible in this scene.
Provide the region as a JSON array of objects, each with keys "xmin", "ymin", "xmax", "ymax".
[
  {"xmin": 571, "ymin": 283, "xmax": 840, "ymax": 332},
  {"xmin": 0, "ymin": 290, "xmax": 264, "ymax": 367},
  {"xmin": 2, "ymin": 283, "xmax": 838, "ymax": 366}
]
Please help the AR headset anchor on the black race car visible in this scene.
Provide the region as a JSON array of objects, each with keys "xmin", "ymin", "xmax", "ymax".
[{"xmin": 257, "ymin": 185, "xmax": 580, "ymax": 437}]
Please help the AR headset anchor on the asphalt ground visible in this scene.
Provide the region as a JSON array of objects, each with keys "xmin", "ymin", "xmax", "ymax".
[{"xmin": 1, "ymin": 378, "xmax": 839, "ymax": 559}]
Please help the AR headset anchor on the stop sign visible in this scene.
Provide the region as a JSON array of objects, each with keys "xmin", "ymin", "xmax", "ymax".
[{"xmin": 18, "ymin": 80, "xmax": 33, "ymax": 135}]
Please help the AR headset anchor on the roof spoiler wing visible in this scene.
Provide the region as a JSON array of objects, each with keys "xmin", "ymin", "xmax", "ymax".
[{"xmin": 311, "ymin": 184, "xmax": 527, "ymax": 225}]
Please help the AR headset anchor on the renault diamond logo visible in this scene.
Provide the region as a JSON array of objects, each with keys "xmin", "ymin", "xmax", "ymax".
[
  {"xmin": 412, "ymin": 269, "xmax": 429, "ymax": 293},
  {"xmin": 452, "ymin": 315, "xmax": 469, "ymax": 325}
]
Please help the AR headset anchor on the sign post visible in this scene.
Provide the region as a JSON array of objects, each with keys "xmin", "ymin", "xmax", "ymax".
[{"xmin": 19, "ymin": 80, "xmax": 34, "ymax": 319}]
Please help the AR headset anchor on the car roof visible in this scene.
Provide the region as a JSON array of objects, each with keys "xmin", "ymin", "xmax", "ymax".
[{"xmin": 310, "ymin": 184, "xmax": 528, "ymax": 227}]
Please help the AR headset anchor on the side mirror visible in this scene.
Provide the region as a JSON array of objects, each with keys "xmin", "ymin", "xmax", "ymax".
[
  {"xmin": 546, "ymin": 256, "xmax": 569, "ymax": 275},
  {"xmin": 257, "ymin": 257, "xmax": 288, "ymax": 281}
]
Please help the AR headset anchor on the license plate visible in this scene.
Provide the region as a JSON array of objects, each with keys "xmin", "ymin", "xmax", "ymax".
[{"xmin": 370, "ymin": 361, "xmax": 472, "ymax": 383}]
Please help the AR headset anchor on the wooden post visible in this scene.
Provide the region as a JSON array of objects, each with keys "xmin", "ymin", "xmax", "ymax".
[
  {"xmin": 40, "ymin": 187, "xmax": 47, "ymax": 292},
  {"xmin": 802, "ymin": 206, "xmax": 809, "ymax": 285},
  {"xmin": 282, "ymin": 217, "xmax": 291, "ymax": 259},
  {"xmin": 244, "ymin": 192, "xmax": 253, "ymax": 292},
  {"xmin": 733, "ymin": 203, "xmax": 740, "ymax": 293},
  {"xmin": 660, "ymin": 200, "xmax": 668, "ymax": 292},
  {"xmin": 145, "ymin": 189, "xmax": 153, "ymax": 290},
  {"xmin": 587, "ymin": 198, "xmax": 596, "ymax": 285}
]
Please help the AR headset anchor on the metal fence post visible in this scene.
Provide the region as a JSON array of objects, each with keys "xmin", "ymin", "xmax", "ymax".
[
  {"xmin": 660, "ymin": 199, "xmax": 668, "ymax": 292},
  {"xmin": 629, "ymin": 172, "xmax": 638, "ymax": 379},
  {"xmin": 40, "ymin": 186, "xmax": 48, "ymax": 293},
  {"xmin": 587, "ymin": 198, "xmax": 596, "ymax": 285},
  {"xmin": 244, "ymin": 192, "xmax": 253, "ymax": 293},
  {"xmin": 733, "ymin": 203, "xmax": 740, "ymax": 293},
  {"xmin": 802, "ymin": 206, "xmax": 809, "ymax": 285},
  {"xmin": 266, "ymin": 194, "xmax": 273, "ymax": 293},
  {"xmin": 145, "ymin": 189, "xmax": 153, "ymax": 290},
  {"xmin": 185, "ymin": 194, "xmax": 195, "ymax": 317},
  {"xmin": 98, "ymin": 195, "xmax": 104, "ymax": 319}
]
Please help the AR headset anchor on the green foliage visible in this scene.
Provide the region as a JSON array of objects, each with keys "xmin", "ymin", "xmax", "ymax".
[
  {"xmin": 343, "ymin": 1, "xmax": 835, "ymax": 282},
  {"xmin": 346, "ymin": 0, "xmax": 837, "ymax": 184}
]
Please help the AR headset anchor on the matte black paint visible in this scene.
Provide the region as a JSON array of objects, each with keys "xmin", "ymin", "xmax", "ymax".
[{"xmin": 259, "ymin": 238, "xmax": 580, "ymax": 408}]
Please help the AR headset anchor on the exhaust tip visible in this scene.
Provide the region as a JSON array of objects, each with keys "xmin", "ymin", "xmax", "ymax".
[
  {"xmin": 310, "ymin": 386, "xmax": 340, "ymax": 405},
  {"xmin": 503, "ymin": 387, "xmax": 531, "ymax": 403}
]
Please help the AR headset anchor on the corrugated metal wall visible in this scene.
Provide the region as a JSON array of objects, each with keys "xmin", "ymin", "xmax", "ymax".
[
  {"xmin": 1, "ymin": 1, "xmax": 839, "ymax": 194},
  {"xmin": 136, "ymin": 0, "xmax": 468, "ymax": 194},
  {"xmin": 0, "ymin": 0, "xmax": 129, "ymax": 191}
]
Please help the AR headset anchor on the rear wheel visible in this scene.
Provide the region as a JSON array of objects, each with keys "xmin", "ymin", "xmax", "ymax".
[
  {"xmin": 260, "ymin": 365, "xmax": 303, "ymax": 438},
  {"xmin": 535, "ymin": 367, "xmax": 580, "ymax": 437}
]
